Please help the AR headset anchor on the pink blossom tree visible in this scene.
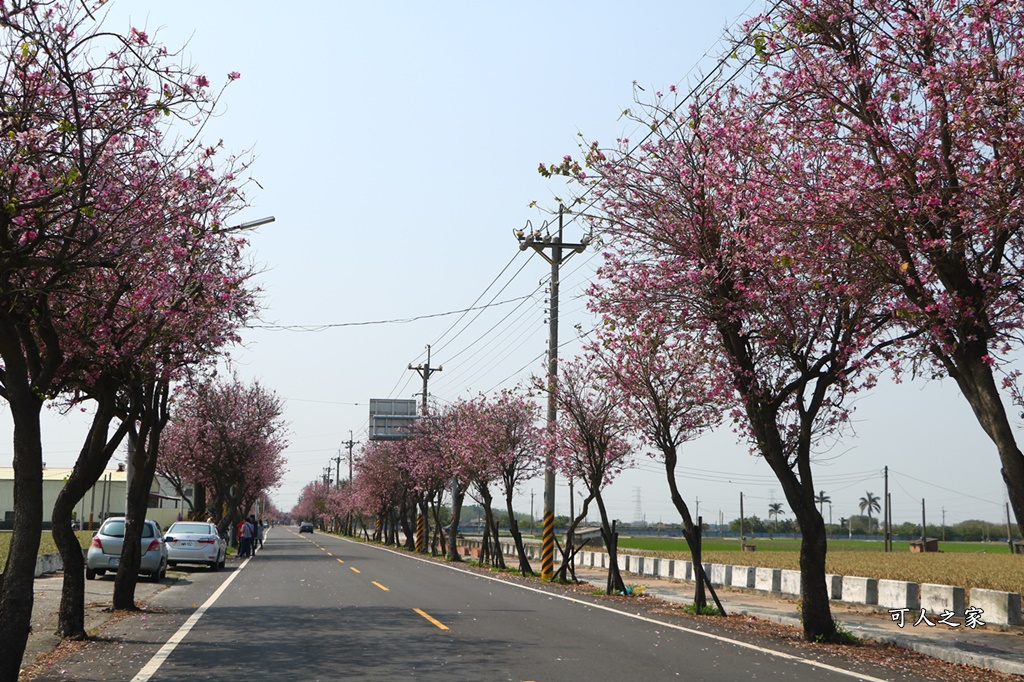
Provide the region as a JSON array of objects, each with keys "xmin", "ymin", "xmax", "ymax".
[
  {"xmin": 480, "ymin": 389, "xmax": 543, "ymax": 575},
  {"xmin": 0, "ymin": 2, "xmax": 254, "ymax": 669},
  {"xmin": 537, "ymin": 359, "xmax": 634, "ymax": 593},
  {"xmin": 545, "ymin": 85, "xmax": 892, "ymax": 637},
  {"xmin": 589, "ymin": 324, "xmax": 726, "ymax": 612},
  {"xmin": 744, "ymin": 0, "xmax": 1024, "ymax": 537},
  {"xmin": 159, "ymin": 376, "xmax": 287, "ymax": 537}
]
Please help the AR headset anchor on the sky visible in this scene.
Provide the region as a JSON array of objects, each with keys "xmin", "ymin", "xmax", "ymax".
[{"xmin": 0, "ymin": 0, "xmax": 1016, "ymax": 530}]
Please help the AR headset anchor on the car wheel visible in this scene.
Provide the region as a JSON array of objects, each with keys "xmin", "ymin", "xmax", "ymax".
[
  {"xmin": 86, "ymin": 567, "xmax": 96, "ymax": 580},
  {"xmin": 209, "ymin": 559, "xmax": 219, "ymax": 571},
  {"xmin": 96, "ymin": 570, "xmax": 106, "ymax": 577},
  {"xmin": 158, "ymin": 562, "xmax": 167, "ymax": 581},
  {"xmin": 218, "ymin": 553, "xmax": 226, "ymax": 569},
  {"xmin": 168, "ymin": 561, "xmax": 177, "ymax": 568}
]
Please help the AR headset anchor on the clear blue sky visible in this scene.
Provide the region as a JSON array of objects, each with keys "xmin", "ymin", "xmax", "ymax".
[{"xmin": 0, "ymin": 1, "xmax": 1013, "ymax": 529}]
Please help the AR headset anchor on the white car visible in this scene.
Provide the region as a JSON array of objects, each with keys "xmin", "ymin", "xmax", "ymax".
[{"xmin": 164, "ymin": 521, "xmax": 227, "ymax": 570}]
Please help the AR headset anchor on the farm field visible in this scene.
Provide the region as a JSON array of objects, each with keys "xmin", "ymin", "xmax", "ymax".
[{"xmin": 615, "ymin": 536, "xmax": 1024, "ymax": 595}]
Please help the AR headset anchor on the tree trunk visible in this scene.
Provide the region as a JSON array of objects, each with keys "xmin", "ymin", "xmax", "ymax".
[
  {"xmin": 428, "ymin": 496, "xmax": 446, "ymax": 555},
  {"xmin": 447, "ymin": 484, "xmax": 465, "ymax": 562},
  {"xmin": 0, "ymin": 395, "xmax": 45, "ymax": 681},
  {"xmin": 504, "ymin": 490, "xmax": 533, "ymax": 575},
  {"xmin": 488, "ymin": 510, "xmax": 505, "ymax": 569},
  {"xmin": 113, "ymin": 379, "xmax": 169, "ymax": 611},
  {"xmin": 555, "ymin": 495, "xmax": 592, "ymax": 583},
  {"xmin": 53, "ymin": 397, "xmax": 130, "ymax": 639},
  {"xmin": 594, "ymin": 491, "xmax": 625, "ymax": 595},
  {"xmin": 945, "ymin": 343, "xmax": 1024, "ymax": 539},
  {"xmin": 193, "ymin": 482, "xmax": 207, "ymax": 521},
  {"xmin": 659, "ymin": 441, "xmax": 711, "ymax": 611}
]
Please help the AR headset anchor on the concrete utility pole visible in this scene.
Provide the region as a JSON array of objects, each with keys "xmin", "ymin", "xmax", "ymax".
[
  {"xmin": 409, "ymin": 345, "xmax": 442, "ymax": 416},
  {"xmin": 515, "ymin": 205, "xmax": 590, "ymax": 580},
  {"xmin": 343, "ymin": 430, "xmax": 357, "ymax": 482}
]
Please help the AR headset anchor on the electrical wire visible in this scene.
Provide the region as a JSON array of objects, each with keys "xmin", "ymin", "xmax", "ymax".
[
  {"xmin": 430, "ymin": 252, "xmax": 524, "ymax": 351},
  {"xmin": 248, "ymin": 296, "xmax": 533, "ymax": 332}
]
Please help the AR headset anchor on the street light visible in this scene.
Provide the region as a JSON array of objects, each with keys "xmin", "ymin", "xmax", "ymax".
[{"xmin": 226, "ymin": 215, "xmax": 275, "ymax": 231}]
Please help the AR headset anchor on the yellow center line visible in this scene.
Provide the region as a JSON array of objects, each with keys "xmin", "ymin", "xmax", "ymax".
[
  {"xmin": 327, "ymin": 552, "xmax": 333, "ymax": 556},
  {"xmin": 336, "ymin": 558, "xmax": 345, "ymax": 564},
  {"xmin": 350, "ymin": 567, "xmax": 361, "ymax": 574},
  {"xmin": 372, "ymin": 581, "xmax": 389, "ymax": 591},
  {"xmin": 414, "ymin": 608, "xmax": 449, "ymax": 631}
]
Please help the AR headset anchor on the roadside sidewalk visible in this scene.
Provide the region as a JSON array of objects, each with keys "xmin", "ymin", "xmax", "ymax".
[
  {"xmin": 574, "ymin": 567, "xmax": 1024, "ymax": 677},
  {"xmin": 21, "ymin": 551, "xmax": 247, "ymax": 677},
  {"xmin": 23, "ymin": 571, "xmax": 170, "ymax": 672}
]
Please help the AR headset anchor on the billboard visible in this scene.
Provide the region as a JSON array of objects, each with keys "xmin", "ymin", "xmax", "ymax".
[{"xmin": 369, "ymin": 398, "xmax": 418, "ymax": 440}]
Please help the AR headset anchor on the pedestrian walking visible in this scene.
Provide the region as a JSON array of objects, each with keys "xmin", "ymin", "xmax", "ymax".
[
  {"xmin": 239, "ymin": 517, "xmax": 254, "ymax": 558},
  {"xmin": 254, "ymin": 518, "xmax": 264, "ymax": 551}
]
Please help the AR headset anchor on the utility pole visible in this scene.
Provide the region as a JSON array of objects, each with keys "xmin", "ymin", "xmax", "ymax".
[
  {"xmin": 322, "ymin": 466, "xmax": 332, "ymax": 487},
  {"xmin": 409, "ymin": 344, "xmax": 442, "ymax": 416},
  {"xmin": 515, "ymin": 205, "xmax": 590, "ymax": 580},
  {"xmin": 921, "ymin": 498, "xmax": 927, "ymax": 542},
  {"xmin": 1008, "ymin": 502, "xmax": 1015, "ymax": 553},
  {"xmin": 884, "ymin": 465, "xmax": 890, "ymax": 552},
  {"xmin": 740, "ymin": 491, "xmax": 745, "ymax": 548},
  {"xmin": 344, "ymin": 430, "xmax": 357, "ymax": 482},
  {"xmin": 411, "ymin": 345, "xmax": 443, "ymax": 552}
]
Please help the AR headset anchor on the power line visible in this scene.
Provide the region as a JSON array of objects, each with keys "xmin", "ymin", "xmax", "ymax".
[
  {"xmin": 247, "ymin": 296, "xmax": 533, "ymax": 332},
  {"xmin": 430, "ymin": 252, "xmax": 523, "ymax": 350}
]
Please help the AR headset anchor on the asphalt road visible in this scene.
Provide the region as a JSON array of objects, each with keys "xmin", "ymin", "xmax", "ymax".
[{"xmin": 26, "ymin": 529, "xmax": 928, "ymax": 681}]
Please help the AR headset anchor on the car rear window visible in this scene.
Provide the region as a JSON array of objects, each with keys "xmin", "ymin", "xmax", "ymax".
[
  {"xmin": 169, "ymin": 523, "xmax": 212, "ymax": 535},
  {"xmin": 100, "ymin": 520, "xmax": 155, "ymax": 538}
]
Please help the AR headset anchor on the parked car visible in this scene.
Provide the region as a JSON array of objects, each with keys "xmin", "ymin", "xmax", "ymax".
[
  {"xmin": 86, "ymin": 517, "xmax": 168, "ymax": 582},
  {"xmin": 299, "ymin": 522, "xmax": 314, "ymax": 533},
  {"xmin": 164, "ymin": 521, "xmax": 227, "ymax": 570}
]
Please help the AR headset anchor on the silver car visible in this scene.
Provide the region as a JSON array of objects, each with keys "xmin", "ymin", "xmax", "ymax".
[
  {"xmin": 164, "ymin": 521, "xmax": 227, "ymax": 570},
  {"xmin": 85, "ymin": 517, "xmax": 168, "ymax": 582}
]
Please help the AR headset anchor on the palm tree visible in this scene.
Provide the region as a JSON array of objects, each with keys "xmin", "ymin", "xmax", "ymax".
[
  {"xmin": 768, "ymin": 502, "xmax": 785, "ymax": 537},
  {"xmin": 859, "ymin": 492, "xmax": 881, "ymax": 533},
  {"xmin": 814, "ymin": 490, "xmax": 831, "ymax": 516}
]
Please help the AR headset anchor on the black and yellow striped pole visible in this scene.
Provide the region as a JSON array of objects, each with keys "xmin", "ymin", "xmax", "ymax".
[
  {"xmin": 416, "ymin": 513, "xmax": 426, "ymax": 553},
  {"xmin": 516, "ymin": 206, "xmax": 590, "ymax": 580}
]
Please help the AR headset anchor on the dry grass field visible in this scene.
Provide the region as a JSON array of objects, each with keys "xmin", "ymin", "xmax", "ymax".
[{"xmin": 630, "ymin": 548, "xmax": 1024, "ymax": 594}]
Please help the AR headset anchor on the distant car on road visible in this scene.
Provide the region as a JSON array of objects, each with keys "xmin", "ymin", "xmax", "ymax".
[
  {"xmin": 299, "ymin": 522, "xmax": 314, "ymax": 534},
  {"xmin": 86, "ymin": 517, "xmax": 168, "ymax": 582},
  {"xmin": 164, "ymin": 521, "xmax": 227, "ymax": 570}
]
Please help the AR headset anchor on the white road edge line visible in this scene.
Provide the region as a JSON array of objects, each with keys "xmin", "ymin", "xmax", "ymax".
[
  {"xmin": 130, "ymin": 555, "xmax": 252, "ymax": 681},
  {"xmin": 338, "ymin": 536, "xmax": 889, "ymax": 682}
]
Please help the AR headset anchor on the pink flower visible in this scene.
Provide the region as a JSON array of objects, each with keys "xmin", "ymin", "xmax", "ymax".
[{"xmin": 228, "ymin": 71, "xmax": 241, "ymax": 81}]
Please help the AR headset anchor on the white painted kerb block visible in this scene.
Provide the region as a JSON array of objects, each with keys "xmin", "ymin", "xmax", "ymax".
[
  {"xmin": 842, "ymin": 576, "xmax": 878, "ymax": 605},
  {"xmin": 780, "ymin": 569, "xmax": 801, "ymax": 595},
  {"xmin": 731, "ymin": 565, "xmax": 755, "ymax": 588},
  {"xmin": 755, "ymin": 567, "xmax": 781, "ymax": 592},
  {"xmin": 710, "ymin": 564, "xmax": 732, "ymax": 586},
  {"xmin": 878, "ymin": 580, "xmax": 920, "ymax": 610},
  {"xmin": 970, "ymin": 588, "xmax": 1022, "ymax": 626},
  {"xmin": 921, "ymin": 584, "xmax": 964, "ymax": 616}
]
